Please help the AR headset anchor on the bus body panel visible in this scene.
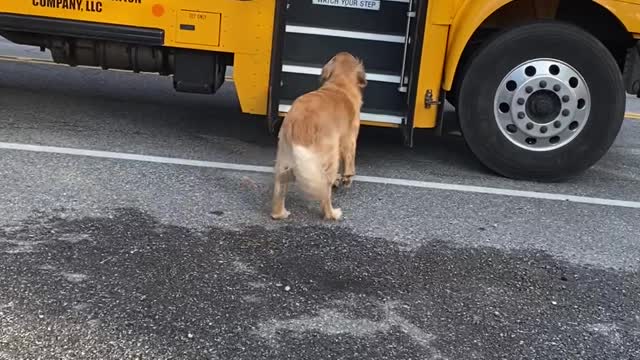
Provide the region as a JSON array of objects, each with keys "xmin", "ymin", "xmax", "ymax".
[
  {"xmin": 595, "ymin": 0, "xmax": 640, "ymax": 34},
  {"xmin": 411, "ymin": 21, "xmax": 448, "ymax": 128},
  {"xmin": 2, "ymin": 0, "xmax": 640, "ymax": 130},
  {"xmin": 1, "ymin": 0, "xmax": 276, "ymax": 115},
  {"xmin": 442, "ymin": 0, "xmax": 639, "ymax": 92}
]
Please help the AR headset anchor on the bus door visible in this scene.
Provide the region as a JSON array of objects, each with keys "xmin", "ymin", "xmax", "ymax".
[{"xmin": 269, "ymin": 0, "xmax": 426, "ymax": 144}]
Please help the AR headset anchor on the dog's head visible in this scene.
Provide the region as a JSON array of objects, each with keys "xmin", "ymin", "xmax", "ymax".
[{"xmin": 320, "ymin": 52, "xmax": 367, "ymax": 89}]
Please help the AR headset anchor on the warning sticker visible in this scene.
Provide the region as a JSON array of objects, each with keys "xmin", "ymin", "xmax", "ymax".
[{"xmin": 312, "ymin": 0, "xmax": 380, "ymax": 11}]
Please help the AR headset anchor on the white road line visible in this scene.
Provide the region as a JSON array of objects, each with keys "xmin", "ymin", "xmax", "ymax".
[
  {"xmin": 610, "ymin": 147, "xmax": 640, "ymax": 156},
  {"xmin": 354, "ymin": 175, "xmax": 640, "ymax": 208},
  {"xmin": 628, "ymin": 148, "xmax": 640, "ymax": 156},
  {"xmin": 1, "ymin": 141, "xmax": 639, "ymax": 209},
  {"xmin": 0, "ymin": 142, "xmax": 273, "ymax": 173}
]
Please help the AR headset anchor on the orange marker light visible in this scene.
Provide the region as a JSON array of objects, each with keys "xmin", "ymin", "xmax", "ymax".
[{"xmin": 152, "ymin": 4, "xmax": 165, "ymax": 17}]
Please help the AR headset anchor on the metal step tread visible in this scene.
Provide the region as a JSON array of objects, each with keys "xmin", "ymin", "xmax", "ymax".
[
  {"xmin": 278, "ymin": 102, "xmax": 404, "ymax": 125},
  {"xmin": 285, "ymin": 24, "xmax": 405, "ymax": 43},
  {"xmin": 281, "ymin": 62, "xmax": 402, "ymax": 84}
]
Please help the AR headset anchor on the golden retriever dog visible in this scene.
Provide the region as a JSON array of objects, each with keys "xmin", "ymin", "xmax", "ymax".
[{"xmin": 271, "ymin": 52, "xmax": 367, "ymax": 221}]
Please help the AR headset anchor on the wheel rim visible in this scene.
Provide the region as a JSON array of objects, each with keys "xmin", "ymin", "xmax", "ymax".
[{"xmin": 494, "ymin": 58, "xmax": 591, "ymax": 152}]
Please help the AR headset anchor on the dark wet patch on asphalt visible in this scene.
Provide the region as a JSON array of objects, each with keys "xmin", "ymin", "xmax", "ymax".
[{"xmin": 0, "ymin": 208, "xmax": 638, "ymax": 360}]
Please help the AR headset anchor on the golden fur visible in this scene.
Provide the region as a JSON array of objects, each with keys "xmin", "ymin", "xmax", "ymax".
[{"xmin": 271, "ymin": 52, "xmax": 367, "ymax": 220}]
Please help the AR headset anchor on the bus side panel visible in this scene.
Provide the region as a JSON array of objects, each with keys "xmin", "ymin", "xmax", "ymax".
[
  {"xmin": 441, "ymin": 0, "xmax": 510, "ymax": 91},
  {"xmin": 411, "ymin": 1, "xmax": 452, "ymax": 129},
  {"xmin": 412, "ymin": 24, "xmax": 449, "ymax": 129},
  {"xmin": 442, "ymin": 0, "xmax": 639, "ymax": 92},
  {"xmin": 0, "ymin": 0, "xmax": 276, "ymax": 115},
  {"xmin": 595, "ymin": 0, "xmax": 640, "ymax": 34}
]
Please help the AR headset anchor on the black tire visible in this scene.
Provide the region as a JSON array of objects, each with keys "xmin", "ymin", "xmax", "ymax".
[{"xmin": 457, "ymin": 21, "xmax": 625, "ymax": 182}]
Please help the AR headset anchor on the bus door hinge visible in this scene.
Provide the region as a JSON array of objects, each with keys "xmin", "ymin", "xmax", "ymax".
[{"xmin": 424, "ymin": 89, "xmax": 441, "ymax": 109}]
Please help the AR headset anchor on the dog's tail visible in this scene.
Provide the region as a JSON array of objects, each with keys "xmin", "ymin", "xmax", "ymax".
[{"xmin": 291, "ymin": 145, "xmax": 328, "ymax": 201}]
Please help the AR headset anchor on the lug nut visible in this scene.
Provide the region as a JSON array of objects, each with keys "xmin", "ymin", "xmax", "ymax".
[
  {"xmin": 539, "ymin": 80, "xmax": 547, "ymax": 88},
  {"xmin": 525, "ymin": 86, "xmax": 533, "ymax": 94},
  {"xmin": 562, "ymin": 109, "xmax": 570, "ymax": 117},
  {"xmin": 562, "ymin": 95, "xmax": 570, "ymax": 103},
  {"xmin": 540, "ymin": 126, "xmax": 548, "ymax": 134},
  {"xmin": 554, "ymin": 121, "xmax": 562, "ymax": 128},
  {"xmin": 526, "ymin": 122, "xmax": 534, "ymax": 130},
  {"xmin": 517, "ymin": 98, "xmax": 525, "ymax": 105},
  {"xmin": 518, "ymin": 112, "xmax": 525, "ymax": 119},
  {"xmin": 553, "ymin": 84, "xmax": 561, "ymax": 92}
]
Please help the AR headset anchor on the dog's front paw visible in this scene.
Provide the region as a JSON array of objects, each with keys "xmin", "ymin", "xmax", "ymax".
[
  {"xmin": 332, "ymin": 174, "xmax": 343, "ymax": 188},
  {"xmin": 324, "ymin": 208, "xmax": 342, "ymax": 221},
  {"xmin": 271, "ymin": 209, "xmax": 291, "ymax": 220},
  {"xmin": 342, "ymin": 175, "xmax": 354, "ymax": 188}
]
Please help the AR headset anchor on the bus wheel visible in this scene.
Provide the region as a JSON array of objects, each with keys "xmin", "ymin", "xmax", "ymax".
[{"xmin": 457, "ymin": 21, "xmax": 625, "ymax": 181}]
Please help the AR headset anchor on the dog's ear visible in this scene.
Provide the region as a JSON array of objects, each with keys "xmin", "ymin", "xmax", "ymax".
[
  {"xmin": 319, "ymin": 67, "xmax": 331, "ymax": 85},
  {"xmin": 355, "ymin": 57, "xmax": 367, "ymax": 88},
  {"xmin": 319, "ymin": 56, "xmax": 336, "ymax": 85},
  {"xmin": 357, "ymin": 67, "xmax": 367, "ymax": 88}
]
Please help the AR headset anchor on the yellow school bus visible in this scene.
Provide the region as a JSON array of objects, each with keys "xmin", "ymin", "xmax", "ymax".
[{"xmin": 1, "ymin": 0, "xmax": 639, "ymax": 181}]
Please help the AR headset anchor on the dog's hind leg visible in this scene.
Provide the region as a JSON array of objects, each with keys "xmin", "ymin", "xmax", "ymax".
[
  {"xmin": 271, "ymin": 167, "xmax": 293, "ymax": 220},
  {"xmin": 320, "ymin": 150, "xmax": 342, "ymax": 220},
  {"xmin": 320, "ymin": 188, "xmax": 342, "ymax": 221},
  {"xmin": 271, "ymin": 146, "xmax": 295, "ymax": 220}
]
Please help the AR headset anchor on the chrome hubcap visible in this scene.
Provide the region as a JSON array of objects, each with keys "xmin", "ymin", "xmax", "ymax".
[{"xmin": 494, "ymin": 59, "xmax": 591, "ymax": 151}]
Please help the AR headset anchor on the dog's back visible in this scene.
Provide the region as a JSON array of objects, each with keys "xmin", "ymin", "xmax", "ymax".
[{"xmin": 280, "ymin": 86, "xmax": 356, "ymax": 148}]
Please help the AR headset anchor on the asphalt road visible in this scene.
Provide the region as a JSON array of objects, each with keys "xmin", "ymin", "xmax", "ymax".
[{"xmin": 0, "ymin": 39, "xmax": 639, "ymax": 359}]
